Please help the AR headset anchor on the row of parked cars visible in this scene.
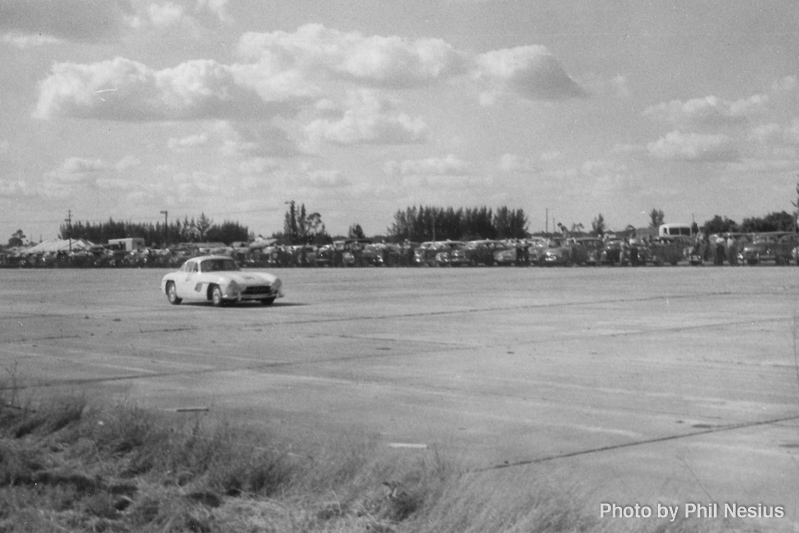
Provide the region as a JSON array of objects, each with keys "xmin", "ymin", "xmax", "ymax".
[
  {"xmin": 260, "ymin": 232, "xmax": 799, "ymax": 268},
  {"xmin": 407, "ymin": 236, "xmax": 681, "ymax": 267},
  {"xmin": 5, "ymin": 231, "xmax": 799, "ymax": 269}
]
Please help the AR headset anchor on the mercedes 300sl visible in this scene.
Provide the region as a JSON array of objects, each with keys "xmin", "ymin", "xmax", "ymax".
[{"xmin": 161, "ymin": 255, "xmax": 284, "ymax": 307}]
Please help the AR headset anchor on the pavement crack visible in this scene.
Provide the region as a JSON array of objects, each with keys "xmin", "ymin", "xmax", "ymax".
[{"xmin": 477, "ymin": 413, "xmax": 799, "ymax": 472}]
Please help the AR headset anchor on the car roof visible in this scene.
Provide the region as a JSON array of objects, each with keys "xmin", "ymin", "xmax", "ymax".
[{"xmin": 190, "ymin": 255, "xmax": 236, "ymax": 262}]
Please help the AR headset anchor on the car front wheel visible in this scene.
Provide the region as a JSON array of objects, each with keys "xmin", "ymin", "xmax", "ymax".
[
  {"xmin": 166, "ymin": 282, "xmax": 182, "ymax": 305},
  {"xmin": 211, "ymin": 285, "xmax": 225, "ymax": 307}
]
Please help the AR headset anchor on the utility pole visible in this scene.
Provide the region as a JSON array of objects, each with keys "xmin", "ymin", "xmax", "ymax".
[
  {"xmin": 545, "ymin": 208, "xmax": 549, "ymax": 234},
  {"xmin": 160, "ymin": 210, "xmax": 168, "ymax": 247},
  {"xmin": 64, "ymin": 209, "xmax": 72, "ymax": 252}
]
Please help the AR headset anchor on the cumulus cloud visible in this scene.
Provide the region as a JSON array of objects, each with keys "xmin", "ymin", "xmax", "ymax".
[
  {"xmin": 304, "ymin": 90, "xmax": 429, "ymax": 146},
  {"xmin": 643, "ymin": 94, "xmax": 767, "ymax": 128},
  {"xmin": 475, "ymin": 45, "xmax": 587, "ymax": 104},
  {"xmin": 238, "ymin": 24, "xmax": 583, "ymax": 103},
  {"xmin": 34, "ymin": 57, "xmax": 297, "ymax": 121},
  {"xmin": 32, "ymin": 22, "xmax": 584, "ymax": 127},
  {"xmin": 237, "ymin": 24, "xmax": 467, "ymax": 89},
  {"xmin": 143, "ymin": 2, "xmax": 186, "ymax": 30},
  {"xmin": 646, "ymin": 131, "xmax": 738, "ymax": 162}
]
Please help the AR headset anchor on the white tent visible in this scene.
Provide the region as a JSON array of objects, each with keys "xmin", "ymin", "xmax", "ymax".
[{"xmin": 23, "ymin": 239, "xmax": 94, "ymax": 254}]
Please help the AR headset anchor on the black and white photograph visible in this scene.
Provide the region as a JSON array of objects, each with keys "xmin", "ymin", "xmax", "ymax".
[{"xmin": 1, "ymin": 1, "xmax": 798, "ymax": 531}]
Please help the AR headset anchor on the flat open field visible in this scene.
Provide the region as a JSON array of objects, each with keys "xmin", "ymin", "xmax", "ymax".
[{"xmin": 2, "ymin": 266, "xmax": 799, "ymax": 529}]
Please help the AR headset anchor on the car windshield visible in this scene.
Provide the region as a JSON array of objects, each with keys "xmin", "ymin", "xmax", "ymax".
[{"xmin": 200, "ymin": 259, "xmax": 239, "ymax": 272}]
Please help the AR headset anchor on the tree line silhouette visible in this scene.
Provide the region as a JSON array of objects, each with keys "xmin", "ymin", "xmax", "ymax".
[{"xmin": 23, "ymin": 205, "xmax": 799, "ymax": 249}]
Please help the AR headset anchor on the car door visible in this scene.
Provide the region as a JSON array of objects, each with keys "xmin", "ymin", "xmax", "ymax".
[{"xmin": 175, "ymin": 260, "xmax": 200, "ymax": 299}]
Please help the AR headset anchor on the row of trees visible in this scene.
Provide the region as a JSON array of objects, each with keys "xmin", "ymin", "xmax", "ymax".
[
  {"xmin": 272, "ymin": 204, "xmax": 530, "ymax": 245},
  {"xmin": 6, "ymin": 201, "xmax": 799, "ymax": 249},
  {"xmin": 386, "ymin": 206, "xmax": 529, "ymax": 242},
  {"xmin": 702, "ymin": 211, "xmax": 796, "ymax": 234},
  {"xmin": 57, "ymin": 214, "xmax": 250, "ymax": 248}
]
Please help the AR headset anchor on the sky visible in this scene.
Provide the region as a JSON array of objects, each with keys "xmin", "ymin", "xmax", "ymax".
[{"xmin": 1, "ymin": 0, "xmax": 799, "ymax": 242}]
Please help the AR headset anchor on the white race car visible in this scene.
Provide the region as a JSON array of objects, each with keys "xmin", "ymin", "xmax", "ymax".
[{"xmin": 161, "ymin": 255, "xmax": 284, "ymax": 307}]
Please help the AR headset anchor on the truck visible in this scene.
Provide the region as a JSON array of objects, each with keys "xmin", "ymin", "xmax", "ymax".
[{"xmin": 107, "ymin": 238, "xmax": 145, "ymax": 251}]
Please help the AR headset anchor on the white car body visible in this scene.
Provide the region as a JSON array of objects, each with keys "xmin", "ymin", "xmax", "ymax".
[{"xmin": 160, "ymin": 255, "xmax": 284, "ymax": 306}]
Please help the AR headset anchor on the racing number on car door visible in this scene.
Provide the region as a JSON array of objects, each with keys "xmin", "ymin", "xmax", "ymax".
[{"xmin": 177, "ymin": 262, "xmax": 198, "ymax": 297}]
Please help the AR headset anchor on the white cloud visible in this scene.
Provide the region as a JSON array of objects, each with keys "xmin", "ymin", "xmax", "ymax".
[
  {"xmin": 475, "ymin": 45, "xmax": 587, "ymax": 104},
  {"xmin": 237, "ymin": 24, "xmax": 467, "ymax": 89},
  {"xmin": 304, "ymin": 90, "xmax": 429, "ymax": 146},
  {"xmin": 643, "ymin": 94, "xmax": 767, "ymax": 128},
  {"xmin": 237, "ymin": 24, "xmax": 583, "ymax": 105},
  {"xmin": 646, "ymin": 131, "xmax": 738, "ymax": 162},
  {"xmin": 34, "ymin": 57, "xmax": 298, "ymax": 121},
  {"xmin": 146, "ymin": 2, "xmax": 186, "ymax": 30}
]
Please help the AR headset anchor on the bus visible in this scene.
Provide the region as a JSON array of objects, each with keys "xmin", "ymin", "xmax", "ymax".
[{"xmin": 658, "ymin": 223, "xmax": 693, "ymax": 238}]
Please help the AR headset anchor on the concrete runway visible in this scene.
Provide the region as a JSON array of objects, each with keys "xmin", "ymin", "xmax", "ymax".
[{"xmin": 2, "ymin": 266, "xmax": 798, "ymax": 529}]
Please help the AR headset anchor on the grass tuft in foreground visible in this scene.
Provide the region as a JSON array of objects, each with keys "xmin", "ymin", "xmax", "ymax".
[{"xmin": 0, "ymin": 385, "xmax": 773, "ymax": 532}]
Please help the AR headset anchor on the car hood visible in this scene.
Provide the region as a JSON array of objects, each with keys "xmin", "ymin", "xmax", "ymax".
[{"xmin": 214, "ymin": 271, "xmax": 278, "ymax": 285}]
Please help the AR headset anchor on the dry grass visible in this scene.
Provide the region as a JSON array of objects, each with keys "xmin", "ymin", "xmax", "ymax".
[{"xmin": 0, "ymin": 379, "xmax": 781, "ymax": 533}]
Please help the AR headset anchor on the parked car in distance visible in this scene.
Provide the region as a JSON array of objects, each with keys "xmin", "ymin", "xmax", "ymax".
[
  {"xmin": 465, "ymin": 240, "xmax": 505, "ymax": 266},
  {"xmin": 572, "ymin": 237, "xmax": 605, "ymax": 266},
  {"xmin": 600, "ymin": 239, "xmax": 629, "ymax": 266},
  {"xmin": 161, "ymin": 255, "xmax": 283, "ymax": 307},
  {"xmin": 741, "ymin": 232, "xmax": 798, "ymax": 265},
  {"xmin": 648, "ymin": 236, "xmax": 692, "ymax": 266},
  {"xmin": 492, "ymin": 241, "xmax": 519, "ymax": 266},
  {"xmin": 438, "ymin": 241, "xmax": 470, "ymax": 267}
]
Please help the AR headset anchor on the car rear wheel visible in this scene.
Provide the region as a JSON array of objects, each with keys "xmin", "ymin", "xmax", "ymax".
[
  {"xmin": 210, "ymin": 285, "xmax": 225, "ymax": 307},
  {"xmin": 166, "ymin": 282, "xmax": 182, "ymax": 305},
  {"xmin": 261, "ymin": 297, "xmax": 276, "ymax": 306}
]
